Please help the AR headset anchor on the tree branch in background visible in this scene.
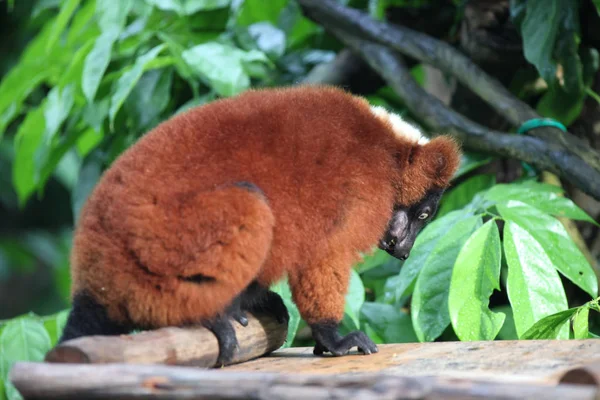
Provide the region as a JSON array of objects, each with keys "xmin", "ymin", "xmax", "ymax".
[
  {"xmin": 325, "ymin": 31, "xmax": 600, "ymax": 201},
  {"xmin": 297, "ymin": 0, "xmax": 600, "ymax": 202}
]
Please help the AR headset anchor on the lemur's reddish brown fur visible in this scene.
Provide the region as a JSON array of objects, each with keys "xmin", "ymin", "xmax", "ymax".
[{"xmin": 71, "ymin": 86, "xmax": 460, "ymax": 328}]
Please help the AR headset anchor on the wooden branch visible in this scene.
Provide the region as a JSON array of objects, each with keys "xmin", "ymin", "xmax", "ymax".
[
  {"xmin": 10, "ymin": 362, "xmax": 598, "ymax": 400},
  {"xmin": 45, "ymin": 313, "xmax": 287, "ymax": 368},
  {"xmin": 298, "ymin": 0, "xmax": 600, "ymax": 202}
]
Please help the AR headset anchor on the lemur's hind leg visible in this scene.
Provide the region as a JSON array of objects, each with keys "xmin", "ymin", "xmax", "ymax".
[
  {"xmin": 59, "ymin": 291, "xmax": 132, "ymax": 344},
  {"xmin": 240, "ymin": 282, "xmax": 289, "ymax": 325},
  {"xmin": 289, "ymin": 251, "xmax": 378, "ymax": 357}
]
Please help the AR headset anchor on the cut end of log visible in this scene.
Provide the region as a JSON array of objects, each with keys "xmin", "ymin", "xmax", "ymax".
[{"xmin": 45, "ymin": 345, "xmax": 90, "ymax": 364}]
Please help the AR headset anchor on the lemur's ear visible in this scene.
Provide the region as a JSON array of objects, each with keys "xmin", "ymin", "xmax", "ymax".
[{"xmin": 397, "ymin": 135, "xmax": 461, "ymax": 206}]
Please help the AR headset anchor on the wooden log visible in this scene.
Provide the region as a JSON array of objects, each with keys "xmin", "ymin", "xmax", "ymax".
[
  {"xmin": 9, "ymin": 361, "xmax": 598, "ymax": 400},
  {"xmin": 45, "ymin": 313, "xmax": 287, "ymax": 368}
]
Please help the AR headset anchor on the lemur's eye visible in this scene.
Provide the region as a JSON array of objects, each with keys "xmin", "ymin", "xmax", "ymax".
[{"xmin": 418, "ymin": 213, "xmax": 429, "ymax": 220}]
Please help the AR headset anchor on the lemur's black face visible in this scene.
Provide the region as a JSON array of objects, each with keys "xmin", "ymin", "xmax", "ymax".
[{"xmin": 378, "ymin": 189, "xmax": 445, "ymax": 261}]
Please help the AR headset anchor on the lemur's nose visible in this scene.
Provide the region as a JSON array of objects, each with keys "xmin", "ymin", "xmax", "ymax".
[{"xmin": 399, "ymin": 252, "xmax": 410, "ymax": 261}]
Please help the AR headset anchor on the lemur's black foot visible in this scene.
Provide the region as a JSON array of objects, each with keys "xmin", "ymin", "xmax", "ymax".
[
  {"xmin": 251, "ymin": 289, "xmax": 289, "ymax": 325},
  {"xmin": 227, "ymin": 297, "xmax": 249, "ymax": 327},
  {"xmin": 202, "ymin": 315, "xmax": 239, "ymax": 366},
  {"xmin": 311, "ymin": 322, "xmax": 378, "ymax": 356}
]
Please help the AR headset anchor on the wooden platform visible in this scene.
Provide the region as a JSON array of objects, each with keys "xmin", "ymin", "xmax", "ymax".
[
  {"xmin": 12, "ymin": 340, "xmax": 600, "ymax": 399},
  {"xmin": 227, "ymin": 340, "xmax": 600, "ymax": 385}
]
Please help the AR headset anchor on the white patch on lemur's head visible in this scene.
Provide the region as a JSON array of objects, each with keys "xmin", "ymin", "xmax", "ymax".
[{"xmin": 370, "ymin": 105, "xmax": 430, "ymax": 145}]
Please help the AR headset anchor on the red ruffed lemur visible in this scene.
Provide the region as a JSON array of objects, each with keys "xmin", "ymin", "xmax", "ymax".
[{"xmin": 58, "ymin": 86, "xmax": 460, "ymax": 364}]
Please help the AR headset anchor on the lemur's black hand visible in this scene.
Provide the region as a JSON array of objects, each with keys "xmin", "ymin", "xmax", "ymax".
[{"xmin": 310, "ymin": 322, "xmax": 378, "ymax": 356}]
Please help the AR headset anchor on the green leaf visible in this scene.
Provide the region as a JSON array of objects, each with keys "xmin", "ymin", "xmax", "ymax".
[
  {"xmin": 498, "ymin": 201, "xmax": 598, "ymax": 298},
  {"xmin": 97, "ymin": 0, "xmax": 133, "ymax": 32},
  {"xmin": 449, "ymin": 220, "xmax": 505, "ymax": 341},
  {"xmin": 503, "ymin": 220, "xmax": 569, "ymax": 338},
  {"xmin": 521, "ymin": 308, "xmax": 577, "ymax": 340},
  {"xmin": 520, "ymin": 0, "xmax": 561, "ymax": 84},
  {"xmin": 454, "ymin": 152, "xmax": 493, "ymax": 179},
  {"xmin": 182, "ymin": 43, "xmax": 268, "ymax": 97},
  {"xmin": 573, "ymin": 306, "xmax": 590, "ymax": 340},
  {"xmin": 0, "ymin": 375, "xmax": 5, "ymax": 400},
  {"xmin": 412, "ymin": 215, "xmax": 482, "ymax": 342},
  {"xmin": 41, "ymin": 84, "xmax": 75, "ymax": 147},
  {"xmin": 82, "ymin": 0, "xmax": 134, "ymax": 102},
  {"xmin": 270, "ymin": 279, "xmax": 301, "ymax": 348},
  {"xmin": 235, "ymin": 0, "xmax": 288, "ymax": 26},
  {"xmin": 360, "ymin": 302, "xmax": 417, "ymax": 343},
  {"xmin": 109, "ymin": 44, "xmax": 166, "ymax": 127},
  {"xmin": 484, "ymin": 182, "xmax": 597, "ymax": 225},
  {"xmin": 46, "ymin": 0, "xmax": 81, "ymax": 53},
  {"xmin": 247, "ymin": 23, "xmax": 286, "ymax": 58},
  {"xmin": 437, "ymin": 174, "xmax": 495, "ymax": 218},
  {"xmin": 82, "ymin": 30, "xmax": 119, "ymax": 103},
  {"xmin": 156, "ymin": 32, "xmax": 197, "ymax": 82},
  {"xmin": 124, "ymin": 69, "xmax": 173, "ymax": 130},
  {"xmin": 12, "ymin": 108, "xmax": 45, "ymax": 206},
  {"xmin": 43, "ymin": 310, "xmax": 69, "ymax": 347},
  {"xmin": 0, "ymin": 317, "xmax": 52, "ymax": 365},
  {"xmin": 0, "ymin": 64, "xmax": 50, "ymax": 139},
  {"xmin": 76, "ymin": 127, "xmax": 104, "ymax": 158},
  {"xmin": 343, "ymin": 270, "xmax": 364, "ymax": 330},
  {"xmin": 355, "ymin": 248, "xmax": 394, "ymax": 274},
  {"xmin": 383, "ymin": 210, "xmax": 474, "ymax": 305}
]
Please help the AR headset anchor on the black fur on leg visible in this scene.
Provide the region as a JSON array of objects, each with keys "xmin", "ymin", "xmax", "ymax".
[
  {"xmin": 58, "ymin": 290, "xmax": 132, "ymax": 344},
  {"xmin": 202, "ymin": 314, "xmax": 239, "ymax": 367},
  {"xmin": 310, "ymin": 321, "xmax": 378, "ymax": 356},
  {"xmin": 238, "ymin": 281, "xmax": 289, "ymax": 325}
]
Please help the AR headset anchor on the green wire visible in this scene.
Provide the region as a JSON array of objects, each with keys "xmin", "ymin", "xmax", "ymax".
[{"xmin": 516, "ymin": 118, "xmax": 567, "ymax": 176}]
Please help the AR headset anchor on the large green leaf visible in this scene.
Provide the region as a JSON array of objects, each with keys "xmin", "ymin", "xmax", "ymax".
[
  {"xmin": 484, "ymin": 182, "xmax": 597, "ymax": 224},
  {"xmin": 411, "ymin": 215, "xmax": 482, "ymax": 342},
  {"xmin": 343, "ymin": 269, "xmax": 364, "ymax": 330},
  {"xmin": 109, "ymin": 44, "xmax": 166, "ymax": 127},
  {"xmin": 503, "ymin": 220, "xmax": 569, "ymax": 338},
  {"xmin": 498, "ymin": 201, "xmax": 598, "ymax": 298},
  {"xmin": 0, "ymin": 317, "xmax": 52, "ymax": 366},
  {"xmin": 448, "ymin": 220, "xmax": 505, "ymax": 341},
  {"xmin": 360, "ymin": 302, "xmax": 417, "ymax": 343},
  {"xmin": 45, "ymin": 0, "xmax": 81, "ymax": 53},
  {"xmin": 520, "ymin": 0, "xmax": 561, "ymax": 84},
  {"xmin": 383, "ymin": 210, "xmax": 474, "ymax": 305},
  {"xmin": 270, "ymin": 279, "xmax": 301, "ymax": 348},
  {"xmin": 437, "ymin": 174, "xmax": 495, "ymax": 218},
  {"xmin": 1, "ymin": 318, "xmax": 52, "ymax": 400}
]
